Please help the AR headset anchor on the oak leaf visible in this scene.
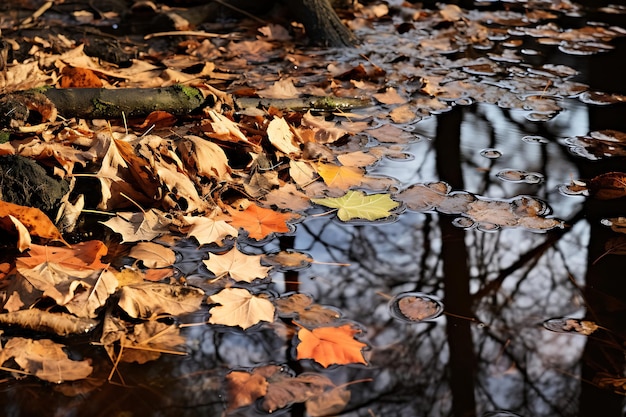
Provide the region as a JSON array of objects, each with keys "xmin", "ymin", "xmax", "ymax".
[
  {"xmin": 203, "ymin": 246, "xmax": 271, "ymax": 282},
  {"xmin": 311, "ymin": 190, "xmax": 399, "ymax": 221},
  {"xmin": 117, "ymin": 282, "xmax": 204, "ymax": 319},
  {"xmin": 296, "ymin": 324, "xmax": 368, "ymax": 367},
  {"xmin": 0, "ymin": 337, "xmax": 93, "ymax": 383},
  {"xmin": 316, "ymin": 162, "xmax": 364, "ymax": 190},
  {"xmin": 207, "ymin": 287, "xmax": 275, "ymax": 330},
  {"xmin": 227, "ymin": 203, "xmax": 297, "ymax": 240}
]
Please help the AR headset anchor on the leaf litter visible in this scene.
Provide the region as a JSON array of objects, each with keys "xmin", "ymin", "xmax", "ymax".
[{"xmin": 0, "ymin": 0, "xmax": 622, "ymax": 413}]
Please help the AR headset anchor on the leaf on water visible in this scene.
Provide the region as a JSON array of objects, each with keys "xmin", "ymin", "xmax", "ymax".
[
  {"xmin": 396, "ymin": 182, "xmax": 449, "ymax": 211},
  {"xmin": 118, "ymin": 282, "xmax": 204, "ymax": 319},
  {"xmin": 0, "ymin": 337, "xmax": 93, "ymax": 383},
  {"xmin": 120, "ymin": 321, "xmax": 187, "ymax": 364},
  {"xmin": 311, "ymin": 190, "xmax": 399, "ymax": 221},
  {"xmin": 262, "ymin": 371, "xmax": 335, "ymax": 413},
  {"xmin": 306, "ymin": 385, "xmax": 351, "ymax": 417},
  {"xmin": 227, "ymin": 202, "xmax": 297, "ymax": 240},
  {"xmin": 262, "ymin": 183, "xmax": 311, "ymax": 212},
  {"xmin": 0, "ymin": 309, "xmax": 98, "ymax": 336},
  {"xmin": 588, "ymin": 172, "xmax": 626, "ymax": 200},
  {"xmin": 267, "ymin": 116, "xmax": 301, "ymax": 155},
  {"xmin": 316, "ymin": 162, "xmax": 364, "ymax": 190},
  {"xmin": 274, "ymin": 293, "xmax": 340, "ymax": 325},
  {"xmin": 226, "ymin": 370, "xmax": 269, "ymax": 411},
  {"xmin": 203, "ymin": 246, "xmax": 271, "ymax": 283},
  {"xmin": 262, "ymin": 251, "xmax": 313, "ymax": 270},
  {"xmin": 388, "ymin": 292, "xmax": 444, "ymax": 323},
  {"xmin": 0, "ymin": 200, "xmax": 65, "ymax": 243},
  {"xmin": 296, "ymin": 324, "xmax": 368, "ymax": 367},
  {"xmin": 128, "ymin": 242, "xmax": 176, "ymax": 268},
  {"xmin": 542, "ymin": 317, "xmax": 599, "ymax": 335},
  {"xmin": 101, "ymin": 209, "xmax": 172, "ymax": 243},
  {"xmin": 367, "ymin": 124, "xmax": 415, "ymax": 144},
  {"xmin": 207, "ymin": 287, "xmax": 275, "ymax": 330},
  {"xmin": 183, "ymin": 213, "xmax": 238, "ymax": 246}
]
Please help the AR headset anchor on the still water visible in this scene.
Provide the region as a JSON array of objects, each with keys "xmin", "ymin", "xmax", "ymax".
[{"xmin": 2, "ymin": 1, "xmax": 626, "ymax": 417}]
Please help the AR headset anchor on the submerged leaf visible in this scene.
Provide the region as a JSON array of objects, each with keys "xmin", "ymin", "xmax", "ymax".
[{"xmin": 312, "ymin": 190, "xmax": 399, "ymax": 221}]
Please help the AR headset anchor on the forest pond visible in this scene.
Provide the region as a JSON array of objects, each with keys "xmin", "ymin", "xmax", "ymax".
[{"xmin": 1, "ymin": 1, "xmax": 626, "ymax": 417}]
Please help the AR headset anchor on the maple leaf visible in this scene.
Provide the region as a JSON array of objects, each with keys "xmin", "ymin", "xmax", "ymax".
[
  {"xmin": 207, "ymin": 287, "xmax": 275, "ymax": 330},
  {"xmin": 183, "ymin": 214, "xmax": 238, "ymax": 246},
  {"xmin": 296, "ymin": 324, "xmax": 368, "ymax": 368},
  {"xmin": 274, "ymin": 293, "xmax": 340, "ymax": 326},
  {"xmin": 311, "ymin": 190, "xmax": 399, "ymax": 221},
  {"xmin": 203, "ymin": 246, "xmax": 271, "ymax": 283},
  {"xmin": 0, "ymin": 337, "xmax": 93, "ymax": 383},
  {"xmin": 101, "ymin": 209, "xmax": 171, "ymax": 243},
  {"xmin": 120, "ymin": 321, "xmax": 187, "ymax": 364},
  {"xmin": 227, "ymin": 202, "xmax": 298, "ymax": 240},
  {"xmin": 316, "ymin": 162, "xmax": 364, "ymax": 190},
  {"xmin": 19, "ymin": 241, "xmax": 109, "ymax": 270},
  {"xmin": 267, "ymin": 116, "xmax": 301, "ymax": 155}
]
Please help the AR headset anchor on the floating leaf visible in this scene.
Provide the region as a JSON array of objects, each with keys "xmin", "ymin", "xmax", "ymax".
[
  {"xmin": 0, "ymin": 310, "xmax": 98, "ymax": 336},
  {"xmin": 227, "ymin": 203, "xmax": 297, "ymax": 240},
  {"xmin": 208, "ymin": 287, "xmax": 275, "ymax": 330},
  {"xmin": 296, "ymin": 324, "xmax": 368, "ymax": 367},
  {"xmin": 311, "ymin": 190, "xmax": 399, "ymax": 221},
  {"xmin": 226, "ymin": 370, "xmax": 269, "ymax": 411},
  {"xmin": 203, "ymin": 246, "xmax": 271, "ymax": 283},
  {"xmin": 275, "ymin": 293, "xmax": 340, "ymax": 325},
  {"xmin": 542, "ymin": 317, "xmax": 599, "ymax": 335},
  {"xmin": 316, "ymin": 162, "xmax": 364, "ymax": 190},
  {"xmin": 262, "ymin": 251, "xmax": 313, "ymax": 270},
  {"xmin": 588, "ymin": 172, "xmax": 626, "ymax": 200},
  {"xmin": 118, "ymin": 282, "xmax": 204, "ymax": 319},
  {"xmin": 389, "ymin": 292, "xmax": 444, "ymax": 323}
]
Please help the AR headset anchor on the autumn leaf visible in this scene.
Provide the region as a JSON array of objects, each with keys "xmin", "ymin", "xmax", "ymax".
[
  {"xmin": 267, "ymin": 116, "xmax": 301, "ymax": 154},
  {"xmin": 263, "ymin": 372, "xmax": 336, "ymax": 413},
  {"xmin": 19, "ymin": 241, "xmax": 109, "ymax": 271},
  {"xmin": 0, "ymin": 337, "xmax": 93, "ymax": 383},
  {"xmin": 0, "ymin": 200, "xmax": 65, "ymax": 242},
  {"xmin": 588, "ymin": 172, "xmax": 626, "ymax": 199},
  {"xmin": 0, "ymin": 310, "xmax": 98, "ymax": 336},
  {"xmin": 203, "ymin": 246, "xmax": 271, "ymax": 282},
  {"xmin": 311, "ymin": 190, "xmax": 399, "ymax": 221},
  {"xmin": 296, "ymin": 324, "xmax": 368, "ymax": 368},
  {"xmin": 128, "ymin": 242, "xmax": 176, "ymax": 268},
  {"xmin": 183, "ymin": 214, "xmax": 238, "ymax": 246},
  {"xmin": 227, "ymin": 202, "xmax": 298, "ymax": 240},
  {"xmin": 101, "ymin": 209, "xmax": 172, "ymax": 243},
  {"xmin": 226, "ymin": 370, "xmax": 269, "ymax": 411},
  {"xmin": 275, "ymin": 293, "xmax": 340, "ymax": 326},
  {"xmin": 120, "ymin": 321, "xmax": 187, "ymax": 364},
  {"xmin": 263, "ymin": 183, "xmax": 311, "ymax": 211},
  {"xmin": 207, "ymin": 287, "xmax": 275, "ymax": 330},
  {"xmin": 117, "ymin": 282, "xmax": 205, "ymax": 319},
  {"xmin": 178, "ymin": 135, "xmax": 232, "ymax": 180},
  {"xmin": 316, "ymin": 162, "xmax": 364, "ymax": 189}
]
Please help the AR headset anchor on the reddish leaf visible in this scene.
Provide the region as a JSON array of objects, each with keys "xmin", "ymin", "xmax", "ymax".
[
  {"xmin": 296, "ymin": 324, "xmax": 368, "ymax": 367},
  {"xmin": 227, "ymin": 203, "xmax": 298, "ymax": 240}
]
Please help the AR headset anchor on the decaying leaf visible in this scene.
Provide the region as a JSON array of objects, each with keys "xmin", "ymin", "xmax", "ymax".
[
  {"xmin": 203, "ymin": 246, "xmax": 271, "ymax": 283},
  {"xmin": 296, "ymin": 324, "xmax": 368, "ymax": 367},
  {"xmin": 263, "ymin": 371, "xmax": 340, "ymax": 413},
  {"xmin": 312, "ymin": 190, "xmax": 399, "ymax": 221},
  {"xmin": 208, "ymin": 287, "xmax": 275, "ymax": 329},
  {"xmin": 120, "ymin": 321, "xmax": 187, "ymax": 364},
  {"xmin": 0, "ymin": 309, "xmax": 98, "ymax": 336},
  {"xmin": 275, "ymin": 293, "xmax": 340, "ymax": 325},
  {"xmin": 306, "ymin": 385, "xmax": 351, "ymax": 417},
  {"xmin": 118, "ymin": 282, "xmax": 204, "ymax": 319},
  {"xmin": 226, "ymin": 370, "xmax": 269, "ymax": 411},
  {"xmin": 0, "ymin": 337, "xmax": 93, "ymax": 383}
]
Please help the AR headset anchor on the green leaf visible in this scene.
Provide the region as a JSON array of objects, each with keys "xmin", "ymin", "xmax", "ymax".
[{"xmin": 311, "ymin": 190, "xmax": 399, "ymax": 221}]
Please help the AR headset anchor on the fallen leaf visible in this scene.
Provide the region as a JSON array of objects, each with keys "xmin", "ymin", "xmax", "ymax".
[
  {"xmin": 263, "ymin": 372, "xmax": 335, "ymax": 412},
  {"xmin": 183, "ymin": 214, "xmax": 238, "ymax": 246},
  {"xmin": 128, "ymin": 242, "xmax": 176, "ymax": 268},
  {"xmin": 121, "ymin": 321, "xmax": 187, "ymax": 364},
  {"xmin": 588, "ymin": 172, "xmax": 626, "ymax": 199},
  {"xmin": 0, "ymin": 310, "xmax": 98, "ymax": 335},
  {"xmin": 316, "ymin": 162, "xmax": 364, "ymax": 190},
  {"xmin": 208, "ymin": 287, "xmax": 275, "ymax": 330},
  {"xmin": 0, "ymin": 337, "xmax": 93, "ymax": 383},
  {"xmin": 20, "ymin": 241, "xmax": 107, "ymax": 271},
  {"xmin": 178, "ymin": 135, "xmax": 232, "ymax": 180},
  {"xmin": 118, "ymin": 282, "xmax": 205, "ymax": 319},
  {"xmin": 101, "ymin": 209, "xmax": 172, "ymax": 243},
  {"xmin": 274, "ymin": 293, "xmax": 340, "ymax": 326},
  {"xmin": 203, "ymin": 246, "xmax": 271, "ymax": 282},
  {"xmin": 306, "ymin": 385, "xmax": 351, "ymax": 417},
  {"xmin": 267, "ymin": 116, "xmax": 301, "ymax": 154},
  {"xmin": 227, "ymin": 202, "xmax": 297, "ymax": 240},
  {"xmin": 311, "ymin": 190, "xmax": 399, "ymax": 221},
  {"xmin": 257, "ymin": 78, "xmax": 300, "ymax": 99},
  {"xmin": 262, "ymin": 251, "xmax": 313, "ymax": 270},
  {"xmin": 0, "ymin": 200, "xmax": 64, "ymax": 242},
  {"xmin": 226, "ymin": 370, "xmax": 269, "ymax": 411},
  {"xmin": 296, "ymin": 324, "xmax": 368, "ymax": 367},
  {"xmin": 262, "ymin": 183, "xmax": 311, "ymax": 211}
]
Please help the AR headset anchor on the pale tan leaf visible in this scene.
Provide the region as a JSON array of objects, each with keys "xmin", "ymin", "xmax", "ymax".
[
  {"xmin": 128, "ymin": 242, "xmax": 176, "ymax": 268},
  {"xmin": 184, "ymin": 215, "xmax": 238, "ymax": 246},
  {"xmin": 203, "ymin": 246, "xmax": 270, "ymax": 283},
  {"xmin": 257, "ymin": 78, "xmax": 300, "ymax": 99},
  {"xmin": 101, "ymin": 209, "xmax": 172, "ymax": 243},
  {"xmin": 208, "ymin": 287, "xmax": 275, "ymax": 329},
  {"xmin": 267, "ymin": 116, "xmax": 301, "ymax": 154},
  {"xmin": 118, "ymin": 282, "xmax": 204, "ymax": 318},
  {"xmin": 178, "ymin": 135, "xmax": 232, "ymax": 180}
]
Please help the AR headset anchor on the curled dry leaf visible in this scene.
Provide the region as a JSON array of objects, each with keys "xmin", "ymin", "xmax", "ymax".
[
  {"xmin": 0, "ymin": 200, "xmax": 64, "ymax": 242},
  {"xmin": 0, "ymin": 337, "xmax": 93, "ymax": 383},
  {"xmin": 0, "ymin": 309, "xmax": 98, "ymax": 336},
  {"xmin": 118, "ymin": 282, "xmax": 204, "ymax": 319}
]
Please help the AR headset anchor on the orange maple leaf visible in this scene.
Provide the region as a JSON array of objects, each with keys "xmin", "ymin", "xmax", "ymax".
[
  {"xmin": 296, "ymin": 324, "xmax": 368, "ymax": 368},
  {"xmin": 227, "ymin": 203, "xmax": 298, "ymax": 240},
  {"xmin": 16, "ymin": 241, "xmax": 109, "ymax": 270}
]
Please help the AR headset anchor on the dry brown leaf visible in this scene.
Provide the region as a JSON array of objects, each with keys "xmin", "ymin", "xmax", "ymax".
[
  {"xmin": 203, "ymin": 246, "xmax": 271, "ymax": 283},
  {"xmin": 117, "ymin": 282, "xmax": 204, "ymax": 319},
  {"xmin": 226, "ymin": 371, "xmax": 269, "ymax": 411},
  {"xmin": 306, "ymin": 386, "xmax": 351, "ymax": 417},
  {"xmin": 128, "ymin": 242, "xmax": 176, "ymax": 268},
  {"xmin": 178, "ymin": 135, "xmax": 232, "ymax": 180},
  {"xmin": 101, "ymin": 209, "xmax": 172, "ymax": 243},
  {"xmin": 267, "ymin": 116, "xmax": 301, "ymax": 155}
]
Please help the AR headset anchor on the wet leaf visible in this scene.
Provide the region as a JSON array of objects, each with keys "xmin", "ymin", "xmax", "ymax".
[
  {"xmin": 118, "ymin": 282, "xmax": 204, "ymax": 319},
  {"xmin": 306, "ymin": 385, "xmax": 351, "ymax": 417},
  {"xmin": 262, "ymin": 251, "xmax": 314, "ymax": 270},
  {"xmin": 588, "ymin": 172, "xmax": 626, "ymax": 200},
  {"xmin": 0, "ymin": 337, "xmax": 92, "ymax": 383},
  {"xmin": 311, "ymin": 190, "xmax": 399, "ymax": 221},
  {"xmin": 120, "ymin": 321, "xmax": 187, "ymax": 364},
  {"xmin": 208, "ymin": 287, "xmax": 275, "ymax": 330},
  {"xmin": 0, "ymin": 200, "xmax": 64, "ymax": 242},
  {"xmin": 0, "ymin": 310, "xmax": 98, "ymax": 336},
  {"xmin": 275, "ymin": 293, "xmax": 340, "ymax": 325},
  {"xmin": 226, "ymin": 370, "xmax": 269, "ymax": 411},
  {"xmin": 542, "ymin": 318, "xmax": 599, "ymax": 335},
  {"xmin": 203, "ymin": 246, "xmax": 271, "ymax": 283},
  {"xmin": 227, "ymin": 203, "xmax": 297, "ymax": 240},
  {"xmin": 316, "ymin": 162, "xmax": 364, "ymax": 190},
  {"xmin": 296, "ymin": 324, "xmax": 368, "ymax": 367},
  {"xmin": 263, "ymin": 372, "xmax": 335, "ymax": 413},
  {"xmin": 128, "ymin": 242, "xmax": 176, "ymax": 268},
  {"xmin": 389, "ymin": 292, "xmax": 444, "ymax": 322}
]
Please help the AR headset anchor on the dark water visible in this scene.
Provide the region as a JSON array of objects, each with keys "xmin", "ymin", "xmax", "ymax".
[{"xmin": 2, "ymin": 2, "xmax": 626, "ymax": 417}]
